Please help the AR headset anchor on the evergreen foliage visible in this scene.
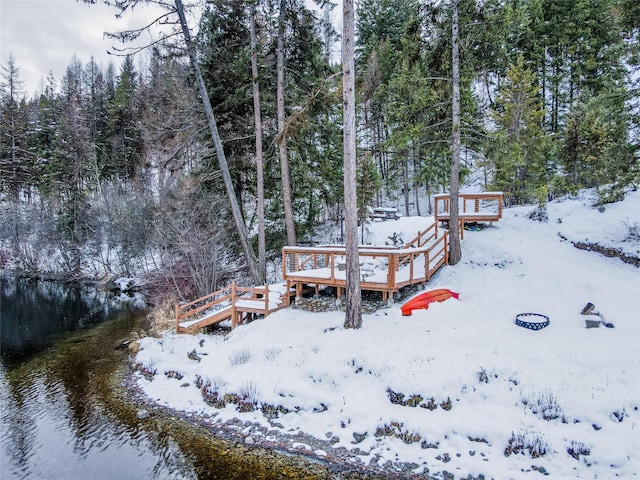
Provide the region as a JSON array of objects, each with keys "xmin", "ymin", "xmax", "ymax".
[{"xmin": 0, "ymin": 0, "xmax": 637, "ymax": 289}]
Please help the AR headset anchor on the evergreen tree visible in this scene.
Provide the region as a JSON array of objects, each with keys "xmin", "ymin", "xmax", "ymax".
[
  {"xmin": 53, "ymin": 58, "xmax": 95, "ymax": 276},
  {"xmin": 106, "ymin": 55, "xmax": 142, "ymax": 179},
  {"xmin": 489, "ymin": 57, "xmax": 549, "ymax": 205},
  {"xmin": 31, "ymin": 73, "xmax": 61, "ymax": 197},
  {"xmin": 0, "ymin": 55, "xmax": 29, "ymax": 199},
  {"xmin": 83, "ymin": 57, "xmax": 110, "ymax": 187}
]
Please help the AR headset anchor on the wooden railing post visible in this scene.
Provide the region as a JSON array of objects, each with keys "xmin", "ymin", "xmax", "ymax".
[
  {"xmin": 409, "ymin": 251, "xmax": 414, "ymax": 281},
  {"xmin": 330, "ymin": 252, "xmax": 335, "ymax": 281},
  {"xmin": 444, "ymin": 231, "xmax": 449, "ymax": 265},
  {"xmin": 387, "ymin": 253, "xmax": 396, "ymax": 289},
  {"xmin": 231, "ymin": 281, "xmax": 237, "ymax": 329},
  {"xmin": 264, "ymin": 283, "xmax": 269, "ymax": 314},
  {"xmin": 425, "ymin": 250, "xmax": 431, "ymax": 281},
  {"xmin": 175, "ymin": 303, "xmax": 180, "ymax": 333},
  {"xmin": 282, "ymin": 249, "xmax": 287, "ymax": 279}
]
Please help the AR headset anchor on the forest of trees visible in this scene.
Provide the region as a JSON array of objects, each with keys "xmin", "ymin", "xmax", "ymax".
[{"xmin": 1, "ymin": 0, "xmax": 638, "ymax": 301}]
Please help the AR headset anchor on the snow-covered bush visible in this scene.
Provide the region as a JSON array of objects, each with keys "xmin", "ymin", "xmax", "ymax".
[{"xmin": 229, "ymin": 348, "xmax": 253, "ymax": 366}]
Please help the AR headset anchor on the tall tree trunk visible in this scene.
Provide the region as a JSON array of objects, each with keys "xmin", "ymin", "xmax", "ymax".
[
  {"xmin": 449, "ymin": 0, "xmax": 462, "ymax": 265},
  {"xmin": 174, "ymin": 0, "xmax": 263, "ymax": 285},
  {"xmin": 250, "ymin": 6, "xmax": 266, "ymax": 280},
  {"xmin": 277, "ymin": 0, "xmax": 297, "ymax": 246},
  {"xmin": 413, "ymin": 145, "xmax": 421, "ymax": 216},
  {"xmin": 402, "ymin": 159, "xmax": 410, "ymax": 217},
  {"xmin": 342, "ymin": 0, "xmax": 362, "ymax": 329}
]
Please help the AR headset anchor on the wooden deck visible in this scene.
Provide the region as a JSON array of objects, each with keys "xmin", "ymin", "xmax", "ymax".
[
  {"xmin": 177, "ymin": 220, "xmax": 451, "ymax": 334},
  {"xmin": 282, "ymin": 222, "xmax": 449, "ymax": 302},
  {"xmin": 434, "ymin": 192, "xmax": 503, "ymax": 238},
  {"xmin": 176, "ymin": 281, "xmax": 289, "ymax": 333}
]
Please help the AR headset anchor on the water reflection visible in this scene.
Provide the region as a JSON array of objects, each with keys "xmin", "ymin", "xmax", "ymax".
[
  {"xmin": 1, "ymin": 297, "xmax": 196, "ymax": 480},
  {"xmin": 0, "ymin": 278, "xmax": 128, "ymax": 362},
  {"xmin": 1, "ymin": 369, "xmax": 195, "ymax": 479},
  {"xmin": 0, "ymin": 279, "xmax": 375, "ymax": 480}
]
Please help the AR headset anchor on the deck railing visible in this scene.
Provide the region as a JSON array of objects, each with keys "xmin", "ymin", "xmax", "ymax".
[
  {"xmin": 282, "ymin": 229, "xmax": 448, "ymax": 302},
  {"xmin": 434, "ymin": 192, "xmax": 503, "ymax": 237},
  {"xmin": 175, "ymin": 282, "xmax": 274, "ymax": 332}
]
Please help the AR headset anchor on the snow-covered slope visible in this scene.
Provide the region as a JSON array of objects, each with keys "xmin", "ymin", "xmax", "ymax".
[{"xmin": 133, "ymin": 189, "xmax": 640, "ymax": 479}]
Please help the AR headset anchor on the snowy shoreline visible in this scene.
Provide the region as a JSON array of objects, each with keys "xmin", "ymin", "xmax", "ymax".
[
  {"xmin": 123, "ymin": 365, "xmax": 439, "ymax": 479},
  {"xmin": 131, "ymin": 190, "xmax": 640, "ymax": 479}
]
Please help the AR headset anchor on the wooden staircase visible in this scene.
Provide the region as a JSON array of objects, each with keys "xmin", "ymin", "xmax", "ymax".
[{"xmin": 176, "ymin": 281, "xmax": 290, "ymax": 334}]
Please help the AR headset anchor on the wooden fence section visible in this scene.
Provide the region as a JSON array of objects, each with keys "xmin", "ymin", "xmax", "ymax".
[
  {"xmin": 175, "ymin": 281, "xmax": 288, "ymax": 333},
  {"xmin": 282, "ymin": 226, "xmax": 448, "ymax": 302},
  {"xmin": 434, "ymin": 192, "xmax": 503, "ymax": 238}
]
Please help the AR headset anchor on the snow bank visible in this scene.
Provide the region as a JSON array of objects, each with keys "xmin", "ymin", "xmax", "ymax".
[{"xmin": 133, "ymin": 189, "xmax": 640, "ymax": 479}]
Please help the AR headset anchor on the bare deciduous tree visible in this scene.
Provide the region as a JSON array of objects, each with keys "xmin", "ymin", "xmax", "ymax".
[{"xmin": 87, "ymin": 0, "xmax": 264, "ymax": 285}]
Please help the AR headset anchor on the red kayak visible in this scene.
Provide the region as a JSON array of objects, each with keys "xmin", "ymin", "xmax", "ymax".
[{"xmin": 401, "ymin": 289, "xmax": 459, "ymax": 316}]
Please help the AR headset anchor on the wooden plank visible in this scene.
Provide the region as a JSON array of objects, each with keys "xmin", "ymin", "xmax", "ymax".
[{"xmin": 177, "ymin": 306, "xmax": 233, "ymax": 333}]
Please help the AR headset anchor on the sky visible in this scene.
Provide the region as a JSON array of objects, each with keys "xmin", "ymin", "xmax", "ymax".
[
  {"xmin": 0, "ymin": 0, "xmax": 169, "ymax": 96},
  {"xmin": 1, "ymin": 0, "xmax": 343, "ymax": 98}
]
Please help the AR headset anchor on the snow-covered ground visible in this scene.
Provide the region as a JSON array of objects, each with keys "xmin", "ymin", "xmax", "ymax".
[{"xmin": 133, "ymin": 189, "xmax": 640, "ymax": 479}]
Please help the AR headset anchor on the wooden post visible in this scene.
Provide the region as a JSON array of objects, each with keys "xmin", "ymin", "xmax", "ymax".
[
  {"xmin": 409, "ymin": 252, "xmax": 414, "ymax": 282},
  {"xmin": 175, "ymin": 304, "xmax": 180, "ymax": 333},
  {"xmin": 285, "ymin": 280, "xmax": 291, "ymax": 306},
  {"xmin": 387, "ymin": 254, "xmax": 396, "ymax": 290},
  {"xmin": 231, "ymin": 281, "xmax": 237, "ymax": 329},
  {"xmin": 444, "ymin": 231, "xmax": 449, "ymax": 265},
  {"xmin": 264, "ymin": 283, "xmax": 269, "ymax": 314},
  {"xmin": 425, "ymin": 250, "xmax": 430, "ymax": 281},
  {"xmin": 330, "ymin": 253, "xmax": 335, "ymax": 282},
  {"xmin": 282, "ymin": 249, "xmax": 287, "ymax": 279}
]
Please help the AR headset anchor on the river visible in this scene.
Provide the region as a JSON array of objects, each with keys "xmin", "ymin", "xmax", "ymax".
[{"xmin": 0, "ymin": 278, "xmax": 378, "ymax": 480}]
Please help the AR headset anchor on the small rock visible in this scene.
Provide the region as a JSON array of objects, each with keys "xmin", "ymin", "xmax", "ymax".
[
  {"xmin": 136, "ymin": 409, "xmax": 149, "ymax": 420},
  {"xmin": 592, "ymin": 423, "xmax": 602, "ymax": 431},
  {"xmin": 244, "ymin": 436, "xmax": 254, "ymax": 445},
  {"xmin": 187, "ymin": 349, "xmax": 201, "ymax": 362},
  {"xmin": 180, "ymin": 382, "xmax": 190, "ymax": 388},
  {"xmin": 469, "ymin": 450, "xmax": 476, "ymax": 456},
  {"xmin": 352, "ymin": 432, "xmax": 367, "ymax": 444}
]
